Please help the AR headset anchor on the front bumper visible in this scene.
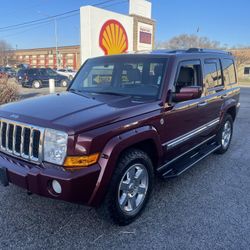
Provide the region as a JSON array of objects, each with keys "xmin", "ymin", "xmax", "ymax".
[{"xmin": 0, "ymin": 152, "xmax": 101, "ymax": 205}]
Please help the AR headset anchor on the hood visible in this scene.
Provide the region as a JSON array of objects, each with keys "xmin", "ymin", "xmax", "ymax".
[{"xmin": 0, "ymin": 92, "xmax": 160, "ymax": 134}]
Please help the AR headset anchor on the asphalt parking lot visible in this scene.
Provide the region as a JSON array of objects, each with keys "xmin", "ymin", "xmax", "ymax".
[
  {"xmin": 18, "ymin": 85, "xmax": 67, "ymax": 99},
  {"xmin": 0, "ymin": 85, "xmax": 249, "ymax": 250}
]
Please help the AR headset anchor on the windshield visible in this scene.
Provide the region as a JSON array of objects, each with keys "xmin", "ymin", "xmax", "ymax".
[{"xmin": 69, "ymin": 57, "xmax": 167, "ymax": 100}]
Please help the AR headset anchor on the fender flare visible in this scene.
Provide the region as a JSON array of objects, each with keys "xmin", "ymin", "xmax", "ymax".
[
  {"xmin": 88, "ymin": 125, "xmax": 163, "ymax": 206},
  {"xmin": 220, "ymin": 98, "xmax": 237, "ymax": 121}
]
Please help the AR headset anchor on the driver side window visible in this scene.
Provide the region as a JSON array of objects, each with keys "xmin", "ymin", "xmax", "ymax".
[{"xmin": 174, "ymin": 60, "xmax": 202, "ymax": 93}]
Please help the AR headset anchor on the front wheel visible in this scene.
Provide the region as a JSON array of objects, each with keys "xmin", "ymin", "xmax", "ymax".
[
  {"xmin": 100, "ymin": 149, "xmax": 154, "ymax": 225},
  {"xmin": 215, "ymin": 114, "xmax": 233, "ymax": 154}
]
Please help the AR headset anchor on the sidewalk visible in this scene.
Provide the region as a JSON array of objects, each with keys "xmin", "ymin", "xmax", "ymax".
[{"xmin": 239, "ymin": 81, "xmax": 250, "ymax": 88}]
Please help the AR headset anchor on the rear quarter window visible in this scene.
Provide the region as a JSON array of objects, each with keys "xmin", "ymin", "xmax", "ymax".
[{"xmin": 222, "ymin": 59, "xmax": 237, "ymax": 85}]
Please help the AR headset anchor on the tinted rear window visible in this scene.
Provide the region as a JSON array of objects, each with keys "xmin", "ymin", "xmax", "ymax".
[
  {"xmin": 222, "ymin": 59, "xmax": 236, "ymax": 85},
  {"xmin": 204, "ymin": 59, "xmax": 222, "ymax": 88},
  {"xmin": 28, "ymin": 69, "xmax": 39, "ymax": 75}
]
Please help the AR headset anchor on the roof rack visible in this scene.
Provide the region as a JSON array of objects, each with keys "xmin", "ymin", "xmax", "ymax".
[
  {"xmin": 152, "ymin": 49, "xmax": 186, "ymax": 54},
  {"xmin": 186, "ymin": 48, "xmax": 232, "ymax": 55},
  {"xmin": 151, "ymin": 48, "xmax": 232, "ymax": 55}
]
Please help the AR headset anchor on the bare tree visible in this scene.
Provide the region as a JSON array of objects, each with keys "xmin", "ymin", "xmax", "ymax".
[
  {"xmin": 0, "ymin": 40, "xmax": 12, "ymax": 65},
  {"xmin": 155, "ymin": 34, "xmax": 221, "ymax": 50},
  {"xmin": 230, "ymin": 47, "xmax": 250, "ymax": 70},
  {"xmin": 0, "ymin": 77, "xmax": 19, "ymax": 104}
]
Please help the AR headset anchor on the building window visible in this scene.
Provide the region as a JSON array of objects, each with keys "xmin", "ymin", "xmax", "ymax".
[{"xmin": 244, "ymin": 67, "xmax": 250, "ymax": 75}]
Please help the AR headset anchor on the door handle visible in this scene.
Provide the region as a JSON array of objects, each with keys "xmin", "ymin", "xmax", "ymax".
[
  {"xmin": 221, "ymin": 94, "xmax": 227, "ymax": 99},
  {"xmin": 197, "ymin": 101, "xmax": 208, "ymax": 107}
]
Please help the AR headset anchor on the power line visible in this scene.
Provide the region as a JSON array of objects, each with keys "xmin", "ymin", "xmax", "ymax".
[
  {"xmin": 101, "ymin": 0, "xmax": 128, "ymax": 9},
  {"xmin": 0, "ymin": 0, "xmax": 116, "ymax": 31},
  {"xmin": 0, "ymin": 12, "xmax": 80, "ymax": 32},
  {"xmin": 3, "ymin": 13, "xmax": 80, "ymax": 39},
  {"xmin": 2, "ymin": 0, "xmax": 127, "ymax": 39},
  {"xmin": 0, "ymin": 10, "xmax": 79, "ymax": 31}
]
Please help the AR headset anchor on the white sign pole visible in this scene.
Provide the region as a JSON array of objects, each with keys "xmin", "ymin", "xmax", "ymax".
[{"xmin": 49, "ymin": 79, "xmax": 55, "ymax": 93}]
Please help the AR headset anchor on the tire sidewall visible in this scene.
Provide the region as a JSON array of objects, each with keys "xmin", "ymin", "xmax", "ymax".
[
  {"xmin": 106, "ymin": 149, "xmax": 154, "ymax": 225},
  {"xmin": 216, "ymin": 114, "xmax": 233, "ymax": 153},
  {"xmin": 32, "ymin": 80, "xmax": 41, "ymax": 89}
]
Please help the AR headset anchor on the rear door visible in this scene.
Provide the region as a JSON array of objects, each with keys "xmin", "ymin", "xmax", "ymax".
[
  {"xmin": 202, "ymin": 58, "xmax": 224, "ymax": 131},
  {"xmin": 162, "ymin": 59, "xmax": 216, "ymax": 161},
  {"xmin": 39, "ymin": 69, "xmax": 50, "ymax": 86},
  {"xmin": 47, "ymin": 68, "xmax": 60, "ymax": 84}
]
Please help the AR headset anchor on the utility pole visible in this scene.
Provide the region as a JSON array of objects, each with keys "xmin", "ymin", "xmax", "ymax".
[
  {"xmin": 37, "ymin": 11, "xmax": 59, "ymax": 69},
  {"xmin": 54, "ymin": 17, "xmax": 59, "ymax": 69}
]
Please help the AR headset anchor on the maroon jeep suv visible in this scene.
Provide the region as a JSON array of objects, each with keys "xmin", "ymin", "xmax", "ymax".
[{"xmin": 0, "ymin": 49, "xmax": 240, "ymax": 225}]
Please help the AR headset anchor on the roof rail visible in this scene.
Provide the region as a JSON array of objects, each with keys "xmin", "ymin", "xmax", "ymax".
[
  {"xmin": 186, "ymin": 48, "xmax": 232, "ymax": 55},
  {"xmin": 152, "ymin": 49, "xmax": 186, "ymax": 54},
  {"xmin": 151, "ymin": 48, "xmax": 232, "ymax": 55}
]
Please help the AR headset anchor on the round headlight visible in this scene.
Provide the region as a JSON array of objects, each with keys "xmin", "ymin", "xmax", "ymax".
[{"xmin": 51, "ymin": 180, "xmax": 62, "ymax": 194}]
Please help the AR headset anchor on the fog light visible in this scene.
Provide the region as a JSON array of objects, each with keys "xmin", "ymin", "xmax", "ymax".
[{"xmin": 51, "ymin": 180, "xmax": 62, "ymax": 194}]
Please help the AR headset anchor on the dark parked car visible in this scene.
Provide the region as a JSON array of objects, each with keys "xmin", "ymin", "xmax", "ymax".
[
  {"xmin": 0, "ymin": 67, "xmax": 6, "ymax": 78},
  {"xmin": 0, "ymin": 49, "xmax": 240, "ymax": 225},
  {"xmin": 0, "ymin": 67, "xmax": 16, "ymax": 78},
  {"xmin": 18, "ymin": 68, "xmax": 69, "ymax": 88}
]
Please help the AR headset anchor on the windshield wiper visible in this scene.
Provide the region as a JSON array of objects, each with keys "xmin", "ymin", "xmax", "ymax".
[
  {"xmin": 68, "ymin": 89, "xmax": 90, "ymax": 98},
  {"xmin": 94, "ymin": 91, "xmax": 129, "ymax": 97}
]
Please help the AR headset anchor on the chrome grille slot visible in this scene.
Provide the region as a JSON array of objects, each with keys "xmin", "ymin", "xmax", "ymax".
[{"xmin": 0, "ymin": 119, "xmax": 44, "ymax": 163}]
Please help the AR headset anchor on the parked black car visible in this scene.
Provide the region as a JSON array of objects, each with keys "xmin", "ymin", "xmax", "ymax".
[
  {"xmin": 18, "ymin": 68, "xmax": 69, "ymax": 88},
  {"xmin": 0, "ymin": 67, "xmax": 16, "ymax": 78}
]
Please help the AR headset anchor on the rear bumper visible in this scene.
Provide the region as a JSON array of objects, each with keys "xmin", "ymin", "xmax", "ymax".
[{"xmin": 0, "ymin": 152, "xmax": 101, "ymax": 205}]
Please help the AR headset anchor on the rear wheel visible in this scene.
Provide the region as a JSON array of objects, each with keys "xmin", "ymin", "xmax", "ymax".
[
  {"xmin": 60, "ymin": 79, "xmax": 68, "ymax": 87},
  {"xmin": 32, "ymin": 80, "xmax": 42, "ymax": 89},
  {"xmin": 215, "ymin": 114, "xmax": 233, "ymax": 154},
  {"xmin": 99, "ymin": 149, "xmax": 154, "ymax": 225}
]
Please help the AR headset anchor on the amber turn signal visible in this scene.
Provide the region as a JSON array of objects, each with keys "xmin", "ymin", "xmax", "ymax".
[{"xmin": 64, "ymin": 153, "xmax": 100, "ymax": 169}]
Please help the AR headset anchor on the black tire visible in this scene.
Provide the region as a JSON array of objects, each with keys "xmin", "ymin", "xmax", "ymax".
[
  {"xmin": 32, "ymin": 80, "xmax": 42, "ymax": 89},
  {"xmin": 215, "ymin": 114, "xmax": 233, "ymax": 154},
  {"xmin": 98, "ymin": 149, "xmax": 154, "ymax": 226}
]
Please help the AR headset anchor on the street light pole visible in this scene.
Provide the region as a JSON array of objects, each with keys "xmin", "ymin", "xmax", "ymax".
[
  {"xmin": 54, "ymin": 17, "xmax": 58, "ymax": 69},
  {"xmin": 37, "ymin": 11, "xmax": 59, "ymax": 69}
]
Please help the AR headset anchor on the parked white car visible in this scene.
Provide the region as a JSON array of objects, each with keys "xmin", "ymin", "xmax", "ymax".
[{"xmin": 56, "ymin": 69, "xmax": 77, "ymax": 80}]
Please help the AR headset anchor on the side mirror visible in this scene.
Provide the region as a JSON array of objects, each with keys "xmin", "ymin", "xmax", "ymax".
[{"xmin": 172, "ymin": 86, "xmax": 202, "ymax": 102}]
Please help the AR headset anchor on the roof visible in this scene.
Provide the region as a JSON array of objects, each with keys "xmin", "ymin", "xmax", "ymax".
[{"xmin": 149, "ymin": 48, "xmax": 232, "ymax": 56}]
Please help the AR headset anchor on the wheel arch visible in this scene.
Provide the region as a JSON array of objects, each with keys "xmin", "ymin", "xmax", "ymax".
[
  {"xmin": 221, "ymin": 98, "xmax": 238, "ymax": 122},
  {"xmin": 226, "ymin": 106, "xmax": 236, "ymax": 121},
  {"xmin": 88, "ymin": 125, "xmax": 163, "ymax": 206}
]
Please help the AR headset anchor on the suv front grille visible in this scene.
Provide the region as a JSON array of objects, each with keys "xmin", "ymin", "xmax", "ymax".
[{"xmin": 0, "ymin": 119, "xmax": 44, "ymax": 163}]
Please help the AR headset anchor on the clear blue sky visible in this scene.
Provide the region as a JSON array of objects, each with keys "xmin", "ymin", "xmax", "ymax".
[{"xmin": 0, "ymin": 0, "xmax": 249, "ymax": 49}]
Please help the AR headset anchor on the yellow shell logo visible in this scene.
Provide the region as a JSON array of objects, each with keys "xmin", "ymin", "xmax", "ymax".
[{"xmin": 99, "ymin": 19, "xmax": 128, "ymax": 55}]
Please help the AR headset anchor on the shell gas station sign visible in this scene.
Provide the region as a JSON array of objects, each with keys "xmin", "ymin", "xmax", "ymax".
[
  {"xmin": 80, "ymin": 0, "xmax": 154, "ymax": 64},
  {"xmin": 99, "ymin": 19, "xmax": 128, "ymax": 55}
]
